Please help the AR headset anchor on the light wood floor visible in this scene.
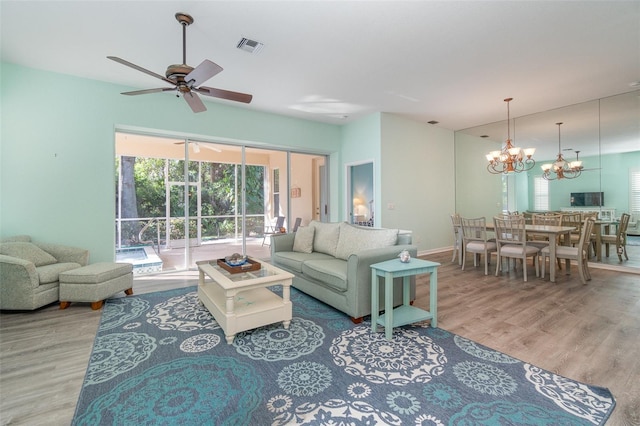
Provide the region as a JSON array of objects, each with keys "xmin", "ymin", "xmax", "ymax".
[{"xmin": 1, "ymin": 252, "xmax": 638, "ymax": 425}]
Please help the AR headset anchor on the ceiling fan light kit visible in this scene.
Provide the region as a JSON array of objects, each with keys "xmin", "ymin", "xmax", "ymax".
[
  {"xmin": 541, "ymin": 122, "xmax": 583, "ymax": 180},
  {"xmin": 486, "ymin": 98, "xmax": 536, "ymax": 175},
  {"xmin": 108, "ymin": 12, "xmax": 252, "ymax": 113}
]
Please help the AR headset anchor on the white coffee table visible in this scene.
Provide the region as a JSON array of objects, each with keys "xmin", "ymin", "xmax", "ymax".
[{"xmin": 196, "ymin": 259, "xmax": 294, "ymax": 344}]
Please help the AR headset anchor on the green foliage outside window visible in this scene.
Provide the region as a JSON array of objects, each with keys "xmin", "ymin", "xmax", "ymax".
[{"xmin": 117, "ymin": 157, "xmax": 266, "ymax": 243}]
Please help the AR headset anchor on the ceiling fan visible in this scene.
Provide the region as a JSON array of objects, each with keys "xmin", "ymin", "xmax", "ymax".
[{"xmin": 107, "ymin": 12, "xmax": 252, "ymax": 113}]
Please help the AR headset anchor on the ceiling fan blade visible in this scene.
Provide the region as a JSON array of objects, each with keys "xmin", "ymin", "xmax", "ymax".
[
  {"xmin": 122, "ymin": 87, "xmax": 177, "ymax": 96},
  {"xmin": 174, "ymin": 142, "xmax": 222, "ymax": 152},
  {"xmin": 200, "ymin": 144, "xmax": 222, "ymax": 152},
  {"xmin": 196, "ymin": 86, "xmax": 253, "ymax": 104},
  {"xmin": 107, "ymin": 56, "xmax": 176, "ymax": 85},
  {"xmin": 183, "ymin": 91, "xmax": 207, "ymax": 113},
  {"xmin": 185, "ymin": 60, "xmax": 223, "ymax": 87}
]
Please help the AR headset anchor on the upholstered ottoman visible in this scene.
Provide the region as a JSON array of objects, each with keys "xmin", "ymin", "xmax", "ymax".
[{"xmin": 59, "ymin": 262, "xmax": 133, "ymax": 310}]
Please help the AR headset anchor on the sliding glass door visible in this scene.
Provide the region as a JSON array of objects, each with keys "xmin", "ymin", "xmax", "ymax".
[{"xmin": 115, "ymin": 132, "xmax": 328, "ymax": 275}]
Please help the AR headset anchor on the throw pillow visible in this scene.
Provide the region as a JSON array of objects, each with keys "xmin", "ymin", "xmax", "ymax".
[
  {"xmin": 310, "ymin": 221, "xmax": 341, "ymax": 257},
  {"xmin": 292, "ymin": 226, "xmax": 315, "ymax": 253},
  {"xmin": 335, "ymin": 223, "xmax": 399, "ymax": 260},
  {"xmin": 0, "ymin": 242, "xmax": 58, "ymax": 266}
]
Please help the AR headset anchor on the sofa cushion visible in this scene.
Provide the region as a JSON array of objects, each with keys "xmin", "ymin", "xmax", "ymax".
[
  {"xmin": 301, "ymin": 259, "xmax": 348, "ymax": 292},
  {"xmin": 310, "ymin": 221, "xmax": 341, "ymax": 257},
  {"xmin": 335, "ymin": 223, "xmax": 399, "ymax": 260},
  {"xmin": 292, "ymin": 226, "xmax": 315, "ymax": 253},
  {"xmin": 271, "ymin": 251, "xmax": 334, "ymax": 273},
  {"xmin": 0, "ymin": 242, "xmax": 58, "ymax": 267},
  {"xmin": 37, "ymin": 262, "xmax": 82, "ymax": 284},
  {"xmin": 0, "ymin": 235, "xmax": 32, "ymax": 243}
]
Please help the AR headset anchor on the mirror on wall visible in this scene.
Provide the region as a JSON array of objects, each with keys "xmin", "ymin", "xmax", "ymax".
[{"xmin": 455, "ymin": 90, "xmax": 640, "ymax": 270}]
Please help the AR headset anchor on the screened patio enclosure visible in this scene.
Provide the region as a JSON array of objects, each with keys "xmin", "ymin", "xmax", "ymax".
[{"xmin": 115, "ymin": 132, "xmax": 327, "ymax": 274}]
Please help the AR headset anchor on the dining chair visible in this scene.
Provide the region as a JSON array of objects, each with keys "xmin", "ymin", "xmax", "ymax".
[
  {"xmin": 262, "ymin": 216, "xmax": 286, "ymax": 246},
  {"xmin": 602, "ymin": 213, "xmax": 630, "ymax": 261},
  {"xmin": 292, "ymin": 217, "xmax": 302, "ymax": 233},
  {"xmin": 529, "ymin": 214, "xmax": 563, "ymax": 270},
  {"xmin": 450, "ymin": 213, "xmax": 463, "ymax": 265},
  {"xmin": 493, "ymin": 215, "xmax": 540, "ymax": 282},
  {"xmin": 529, "ymin": 213, "xmax": 563, "ymax": 246},
  {"xmin": 560, "ymin": 213, "xmax": 583, "ymax": 246},
  {"xmin": 460, "ymin": 217, "xmax": 497, "ymax": 275},
  {"xmin": 541, "ymin": 217, "xmax": 595, "ymax": 284},
  {"xmin": 581, "ymin": 212, "xmax": 599, "ymax": 255}
]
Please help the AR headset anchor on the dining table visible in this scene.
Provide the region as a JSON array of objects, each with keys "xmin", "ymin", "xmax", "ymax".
[{"xmin": 486, "ymin": 223, "xmax": 576, "ymax": 283}]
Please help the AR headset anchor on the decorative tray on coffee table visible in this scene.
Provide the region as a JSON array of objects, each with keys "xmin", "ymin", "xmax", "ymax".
[{"xmin": 216, "ymin": 258, "xmax": 261, "ymax": 274}]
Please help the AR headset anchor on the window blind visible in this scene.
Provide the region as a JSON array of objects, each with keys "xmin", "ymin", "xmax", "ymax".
[
  {"xmin": 630, "ymin": 168, "xmax": 640, "ymax": 214},
  {"xmin": 534, "ymin": 177, "xmax": 549, "ymax": 211}
]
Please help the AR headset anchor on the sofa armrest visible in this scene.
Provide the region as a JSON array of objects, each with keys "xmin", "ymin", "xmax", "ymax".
[
  {"xmin": 34, "ymin": 243, "xmax": 89, "ymax": 266},
  {"xmin": 0, "ymin": 254, "xmax": 39, "ymax": 290},
  {"xmin": 270, "ymin": 232, "xmax": 295, "ymax": 254}
]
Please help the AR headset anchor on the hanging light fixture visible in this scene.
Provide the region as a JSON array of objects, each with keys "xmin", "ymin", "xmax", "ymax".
[
  {"xmin": 486, "ymin": 98, "xmax": 536, "ymax": 174},
  {"xmin": 541, "ymin": 122, "xmax": 583, "ymax": 180}
]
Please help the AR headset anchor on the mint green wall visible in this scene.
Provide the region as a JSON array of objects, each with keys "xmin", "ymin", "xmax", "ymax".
[
  {"xmin": 1, "ymin": 63, "xmax": 341, "ymax": 261},
  {"xmin": 524, "ymin": 151, "xmax": 639, "ymax": 214},
  {"xmin": 600, "ymin": 151, "xmax": 638, "ymax": 215},
  {"xmin": 380, "ymin": 113, "xmax": 455, "ymax": 252},
  {"xmin": 338, "ymin": 113, "xmax": 457, "ymax": 253},
  {"xmin": 454, "ymin": 132, "xmax": 503, "ymax": 218},
  {"xmin": 513, "ymin": 172, "xmax": 530, "ymax": 212},
  {"xmin": 340, "ymin": 113, "xmax": 382, "ymax": 223}
]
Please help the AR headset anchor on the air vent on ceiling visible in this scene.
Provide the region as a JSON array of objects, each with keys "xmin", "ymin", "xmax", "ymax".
[{"xmin": 237, "ymin": 37, "xmax": 264, "ymax": 54}]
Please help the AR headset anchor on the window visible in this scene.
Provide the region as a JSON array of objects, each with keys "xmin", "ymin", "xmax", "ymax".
[
  {"xmin": 533, "ymin": 176, "xmax": 549, "ymax": 211},
  {"xmin": 273, "ymin": 168, "xmax": 280, "ymax": 217},
  {"xmin": 631, "ymin": 168, "xmax": 640, "ymax": 215}
]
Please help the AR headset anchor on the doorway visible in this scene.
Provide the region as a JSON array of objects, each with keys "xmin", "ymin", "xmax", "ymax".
[{"xmin": 347, "ymin": 161, "xmax": 375, "ymax": 227}]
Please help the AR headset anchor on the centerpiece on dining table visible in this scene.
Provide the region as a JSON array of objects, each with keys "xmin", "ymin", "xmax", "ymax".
[{"xmin": 217, "ymin": 253, "xmax": 261, "ymax": 273}]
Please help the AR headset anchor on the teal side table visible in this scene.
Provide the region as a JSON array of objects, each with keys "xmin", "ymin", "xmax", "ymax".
[{"xmin": 370, "ymin": 258, "xmax": 441, "ymax": 340}]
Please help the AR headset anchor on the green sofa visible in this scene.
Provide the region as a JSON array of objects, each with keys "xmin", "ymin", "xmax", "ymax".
[
  {"xmin": 0, "ymin": 235, "xmax": 89, "ymax": 310},
  {"xmin": 270, "ymin": 221, "xmax": 417, "ymax": 322}
]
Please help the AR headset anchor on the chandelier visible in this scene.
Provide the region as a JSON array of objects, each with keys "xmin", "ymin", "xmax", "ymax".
[
  {"xmin": 541, "ymin": 122, "xmax": 583, "ymax": 180},
  {"xmin": 486, "ymin": 98, "xmax": 536, "ymax": 174}
]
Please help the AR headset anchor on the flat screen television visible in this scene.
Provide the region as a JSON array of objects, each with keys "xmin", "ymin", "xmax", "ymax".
[{"xmin": 570, "ymin": 192, "xmax": 604, "ymax": 207}]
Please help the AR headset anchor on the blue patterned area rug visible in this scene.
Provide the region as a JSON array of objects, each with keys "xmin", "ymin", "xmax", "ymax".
[{"xmin": 73, "ymin": 286, "xmax": 615, "ymax": 425}]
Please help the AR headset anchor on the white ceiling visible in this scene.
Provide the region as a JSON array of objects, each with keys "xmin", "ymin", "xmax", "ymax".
[{"xmin": 1, "ymin": 1, "xmax": 639, "ymax": 145}]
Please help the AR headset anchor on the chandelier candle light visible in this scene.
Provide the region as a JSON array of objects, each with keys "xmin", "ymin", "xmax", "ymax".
[
  {"xmin": 541, "ymin": 122, "xmax": 583, "ymax": 180},
  {"xmin": 486, "ymin": 98, "xmax": 536, "ymax": 174}
]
